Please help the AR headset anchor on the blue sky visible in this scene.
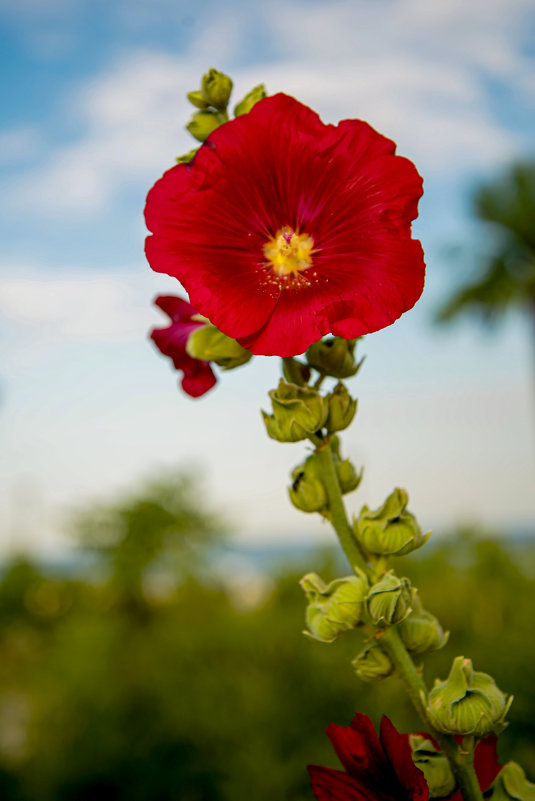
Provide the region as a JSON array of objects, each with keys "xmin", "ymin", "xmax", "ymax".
[{"xmin": 1, "ymin": 0, "xmax": 535, "ymax": 557}]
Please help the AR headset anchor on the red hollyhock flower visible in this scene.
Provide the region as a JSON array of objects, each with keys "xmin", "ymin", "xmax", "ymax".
[
  {"xmin": 150, "ymin": 295, "xmax": 216, "ymax": 398},
  {"xmin": 308, "ymin": 713, "xmax": 429, "ymax": 801},
  {"xmin": 145, "ymin": 93, "xmax": 425, "ymax": 357}
]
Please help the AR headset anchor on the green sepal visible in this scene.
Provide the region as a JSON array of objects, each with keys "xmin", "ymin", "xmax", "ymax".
[
  {"xmin": 306, "ymin": 337, "xmax": 363, "ymax": 379},
  {"xmin": 410, "ymin": 735, "xmax": 457, "ymax": 799},
  {"xmin": 282, "ymin": 357, "xmax": 310, "ymax": 387},
  {"xmin": 427, "ymin": 656, "xmax": 513, "ymax": 737},
  {"xmin": 262, "ymin": 380, "xmax": 328, "ymax": 443},
  {"xmin": 288, "ymin": 454, "xmax": 327, "ymax": 514},
  {"xmin": 186, "ymin": 110, "xmax": 222, "ymax": 142},
  {"xmin": 399, "ymin": 609, "xmax": 449, "ymax": 654},
  {"xmin": 176, "ymin": 147, "xmax": 200, "ymax": 164},
  {"xmin": 355, "ymin": 488, "xmax": 430, "ymax": 557},
  {"xmin": 488, "ymin": 762, "xmax": 535, "ymax": 801},
  {"xmin": 366, "ymin": 570, "xmax": 413, "ymax": 626},
  {"xmin": 186, "ymin": 324, "xmax": 252, "ymax": 369},
  {"xmin": 325, "ymin": 382, "xmax": 357, "ymax": 433},
  {"xmin": 352, "ymin": 643, "xmax": 394, "ymax": 682},
  {"xmin": 300, "ymin": 571, "xmax": 369, "ymax": 643},
  {"xmin": 187, "ymin": 90, "xmax": 210, "ymax": 109},
  {"xmin": 233, "ymin": 83, "xmax": 267, "ymax": 116}
]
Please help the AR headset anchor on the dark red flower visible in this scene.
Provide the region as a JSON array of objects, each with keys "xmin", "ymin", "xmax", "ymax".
[
  {"xmin": 150, "ymin": 295, "xmax": 216, "ymax": 398},
  {"xmin": 308, "ymin": 713, "xmax": 429, "ymax": 801},
  {"xmin": 145, "ymin": 93, "xmax": 425, "ymax": 357}
]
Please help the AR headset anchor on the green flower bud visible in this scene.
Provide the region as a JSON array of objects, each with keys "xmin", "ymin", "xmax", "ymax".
[
  {"xmin": 489, "ymin": 762, "xmax": 535, "ymax": 801},
  {"xmin": 399, "ymin": 610, "xmax": 449, "ymax": 654},
  {"xmin": 282, "ymin": 356, "xmax": 310, "ymax": 387},
  {"xmin": 410, "ymin": 735, "xmax": 456, "ymax": 799},
  {"xmin": 186, "ymin": 323, "xmax": 252, "ymax": 369},
  {"xmin": 200, "ymin": 68, "xmax": 233, "ymax": 110},
  {"xmin": 325, "ymin": 382, "xmax": 357, "ymax": 433},
  {"xmin": 336, "ymin": 458, "xmax": 363, "ymax": 495},
  {"xmin": 233, "ymin": 84, "xmax": 267, "ymax": 116},
  {"xmin": 427, "ymin": 656, "xmax": 513, "ymax": 737},
  {"xmin": 262, "ymin": 380, "xmax": 328, "ymax": 443},
  {"xmin": 176, "ymin": 147, "xmax": 199, "ymax": 164},
  {"xmin": 186, "ymin": 110, "xmax": 222, "ymax": 142},
  {"xmin": 306, "ymin": 337, "xmax": 363, "ymax": 379},
  {"xmin": 187, "ymin": 90, "xmax": 210, "ymax": 109},
  {"xmin": 300, "ymin": 571, "xmax": 368, "ymax": 643},
  {"xmin": 288, "ymin": 455, "xmax": 327, "ymax": 514},
  {"xmin": 366, "ymin": 571, "xmax": 413, "ymax": 626},
  {"xmin": 352, "ymin": 643, "xmax": 394, "ymax": 682},
  {"xmin": 356, "ymin": 488, "xmax": 430, "ymax": 557}
]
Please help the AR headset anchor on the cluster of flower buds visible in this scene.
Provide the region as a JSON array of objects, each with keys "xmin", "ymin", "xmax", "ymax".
[
  {"xmin": 300, "ymin": 571, "xmax": 369, "ymax": 643},
  {"xmin": 427, "ymin": 656, "xmax": 512, "ymax": 737},
  {"xmin": 180, "ymin": 69, "xmax": 267, "ymax": 160},
  {"xmin": 355, "ymin": 488, "xmax": 430, "ymax": 558}
]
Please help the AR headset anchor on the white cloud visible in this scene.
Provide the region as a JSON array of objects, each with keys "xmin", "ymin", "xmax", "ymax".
[{"xmin": 5, "ymin": 0, "xmax": 533, "ymax": 218}]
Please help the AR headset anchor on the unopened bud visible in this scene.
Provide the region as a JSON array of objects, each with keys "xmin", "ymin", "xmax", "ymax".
[
  {"xmin": 356, "ymin": 488, "xmax": 430, "ymax": 557},
  {"xmin": 233, "ymin": 83, "xmax": 267, "ymax": 116},
  {"xmin": 187, "ymin": 323, "xmax": 252, "ymax": 369},
  {"xmin": 186, "ymin": 110, "xmax": 222, "ymax": 142},
  {"xmin": 399, "ymin": 610, "xmax": 449, "ymax": 654},
  {"xmin": 352, "ymin": 643, "xmax": 394, "ymax": 682},
  {"xmin": 289, "ymin": 455, "xmax": 327, "ymax": 514},
  {"xmin": 325, "ymin": 382, "xmax": 357, "ymax": 433},
  {"xmin": 200, "ymin": 68, "xmax": 233, "ymax": 110},
  {"xmin": 282, "ymin": 356, "xmax": 310, "ymax": 387},
  {"xmin": 410, "ymin": 736, "xmax": 456, "ymax": 799},
  {"xmin": 300, "ymin": 571, "xmax": 368, "ymax": 643},
  {"xmin": 489, "ymin": 762, "xmax": 535, "ymax": 801},
  {"xmin": 187, "ymin": 90, "xmax": 210, "ymax": 109},
  {"xmin": 262, "ymin": 380, "xmax": 328, "ymax": 443},
  {"xmin": 336, "ymin": 458, "xmax": 362, "ymax": 495},
  {"xmin": 427, "ymin": 656, "xmax": 512, "ymax": 737},
  {"xmin": 366, "ymin": 571, "xmax": 413, "ymax": 626},
  {"xmin": 306, "ymin": 337, "xmax": 362, "ymax": 379}
]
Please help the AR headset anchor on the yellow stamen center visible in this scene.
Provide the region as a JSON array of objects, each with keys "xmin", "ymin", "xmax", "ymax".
[{"xmin": 263, "ymin": 226, "xmax": 314, "ymax": 277}]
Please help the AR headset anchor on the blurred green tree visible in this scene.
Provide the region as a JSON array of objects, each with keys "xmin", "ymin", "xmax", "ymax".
[{"xmin": 437, "ymin": 162, "xmax": 535, "ymax": 328}]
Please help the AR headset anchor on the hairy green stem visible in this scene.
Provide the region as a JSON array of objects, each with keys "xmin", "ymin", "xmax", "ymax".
[
  {"xmin": 312, "ymin": 440, "xmax": 370, "ymax": 576},
  {"xmin": 313, "ymin": 438, "xmax": 484, "ymax": 801},
  {"xmin": 381, "ymin": 628, "xmax": 484, "ymax": 801}
]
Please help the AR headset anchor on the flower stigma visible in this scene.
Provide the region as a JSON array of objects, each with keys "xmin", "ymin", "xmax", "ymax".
[{"xmin": 264, "ymin": 226, "xmax": 314, "ymax": 277}]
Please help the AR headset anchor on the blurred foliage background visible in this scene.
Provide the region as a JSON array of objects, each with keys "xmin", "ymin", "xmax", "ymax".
[{"xmin": 0, "ymin": 470, "xmax": 534, "ymax": 801}]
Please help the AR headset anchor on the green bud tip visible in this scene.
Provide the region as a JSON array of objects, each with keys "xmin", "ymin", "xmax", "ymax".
[
  {"xmin": 427, "ymin": 656, "xmax": 513, "ymax": 737},
  {"xmin": 356, "ymin": 488, "xmax": 430, "ymax": 557},
  {"xmin": 300, "ymin": 571, "xmax": 368, "ymax": 643},
  {"xmin": 200, "ymin": 67, "xmax": 233, "ymax": 110},
  {"xmin": 233, "ymin": 83, "xmax": 267, "ymax": 116}
]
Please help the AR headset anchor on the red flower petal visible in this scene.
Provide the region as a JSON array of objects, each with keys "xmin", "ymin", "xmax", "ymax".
[
  {"xmin": 150, "ymin": 294, "xmax": 216, "ymax": 398},
  {"xmin": 380, "ymin": 718, "xmax": 429, "ymax": 801},
  {"xmin": 308, "ymin": 766, "xmax": 370, "ymax": 801},
  {"xmin": 145, "ymin": 93, "xmax": 425, "ymax": 356}
]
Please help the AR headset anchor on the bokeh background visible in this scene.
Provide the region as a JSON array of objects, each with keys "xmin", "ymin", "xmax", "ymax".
[{"xmin": 1, "ymin": 0, "xmax": 535, "ymax": 798}]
